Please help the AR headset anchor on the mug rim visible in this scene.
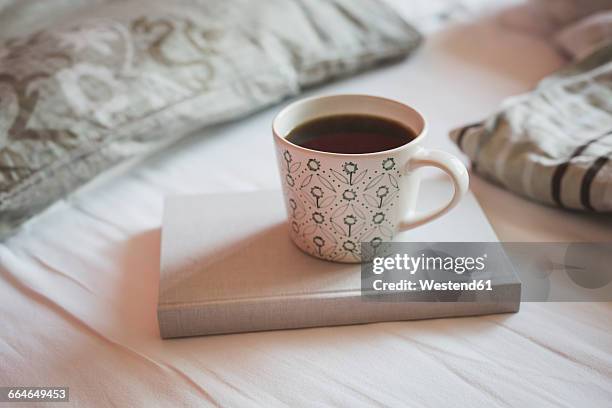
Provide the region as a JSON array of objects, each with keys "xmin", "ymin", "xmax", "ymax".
[{"xmin": 272, "ymin": 94, "xmax": 428, "ymax": 158}]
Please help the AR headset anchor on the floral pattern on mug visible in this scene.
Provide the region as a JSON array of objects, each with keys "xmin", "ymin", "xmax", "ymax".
[{"xmin": 279, "ymin": 148, "xmax": 402, "ymax": 262}]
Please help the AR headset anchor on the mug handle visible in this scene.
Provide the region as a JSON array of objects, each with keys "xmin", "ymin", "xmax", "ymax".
[{"xmin": 398, "ymin": 147, "xmax": 469, "ymax": 231}]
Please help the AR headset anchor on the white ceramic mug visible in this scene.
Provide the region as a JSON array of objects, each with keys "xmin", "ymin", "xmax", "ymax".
[{"xmin": 273, "ymin": 95, "xmax": 469, "ymax": 263}]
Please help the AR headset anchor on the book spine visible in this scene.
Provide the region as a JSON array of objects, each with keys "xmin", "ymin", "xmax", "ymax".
[{"xmin": 158, "ymin": 284, "xmax": 520, "ymax": 338}]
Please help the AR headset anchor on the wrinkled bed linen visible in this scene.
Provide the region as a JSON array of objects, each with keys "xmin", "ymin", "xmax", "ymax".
[{"xmin": 1, "ymin": 2, "xmax": 611, "ymax": 407}]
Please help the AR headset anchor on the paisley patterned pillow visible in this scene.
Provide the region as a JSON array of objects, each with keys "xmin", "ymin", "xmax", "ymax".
[{"xmin": 0, "ymin": 0, "xmax": 421, "ymax": 237}]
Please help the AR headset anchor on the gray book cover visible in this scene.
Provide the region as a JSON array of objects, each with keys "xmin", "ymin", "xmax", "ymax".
[{"xmin": 158, "ymin": 189, "xmax": 520, "ymax": 338}]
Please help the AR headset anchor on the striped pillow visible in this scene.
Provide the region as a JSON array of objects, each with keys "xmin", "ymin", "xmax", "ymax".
[{"xmin": 450, "ymin": 44, "xmax": 612, "ymax": 212}]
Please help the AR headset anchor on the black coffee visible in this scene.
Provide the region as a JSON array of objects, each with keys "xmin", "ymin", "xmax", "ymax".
[{"xmin": 286, "ymin": 114, "xmax": 416, "ymax": 154}]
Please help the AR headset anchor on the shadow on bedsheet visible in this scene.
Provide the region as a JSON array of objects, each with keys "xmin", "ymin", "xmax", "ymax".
[{"xmin": 115, "ymin": 228, "xmax": 162, "ymax": 338}]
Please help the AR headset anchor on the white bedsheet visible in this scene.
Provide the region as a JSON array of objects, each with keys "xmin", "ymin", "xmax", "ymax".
[{"xmin": 1, "ymin": 3, "xmax": 611, "ymax": 407}]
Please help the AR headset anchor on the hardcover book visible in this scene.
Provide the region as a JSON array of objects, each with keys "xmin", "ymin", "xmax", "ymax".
[{"xmin": 158, "ymin": 189, "xmax": 520, "ymax": 338}]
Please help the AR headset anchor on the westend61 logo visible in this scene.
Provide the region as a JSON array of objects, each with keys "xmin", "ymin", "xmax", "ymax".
[
  {"xmin": 368, "ymin": 252, "xmax": 492, "ymax": 293},
  {"xmin": 361, "ymin": 242, "xmax": 612, "ymax": 302}
]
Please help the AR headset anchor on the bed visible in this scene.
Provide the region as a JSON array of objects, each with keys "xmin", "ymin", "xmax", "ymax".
[{"xmin": 1, "ymin": 1, "xmax": 611, "ymax": 406}]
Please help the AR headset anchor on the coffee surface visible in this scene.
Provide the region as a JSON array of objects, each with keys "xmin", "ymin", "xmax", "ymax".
[{"xmin": 286, "ymin": 114, "xmax": 416, "ymax": 154}]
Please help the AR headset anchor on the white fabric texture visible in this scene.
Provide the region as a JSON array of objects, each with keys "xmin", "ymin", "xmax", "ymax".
[
  {"xmin": 498, "ymin": 0, "xmax": 612, "ymax": 35},
  {"xmin": 555, "ymin": 11, "xmax": 612, "ymax": 59},
  {"xmin": 1, "ymin": 2, "xmax": 611, "ymax": 407}
]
